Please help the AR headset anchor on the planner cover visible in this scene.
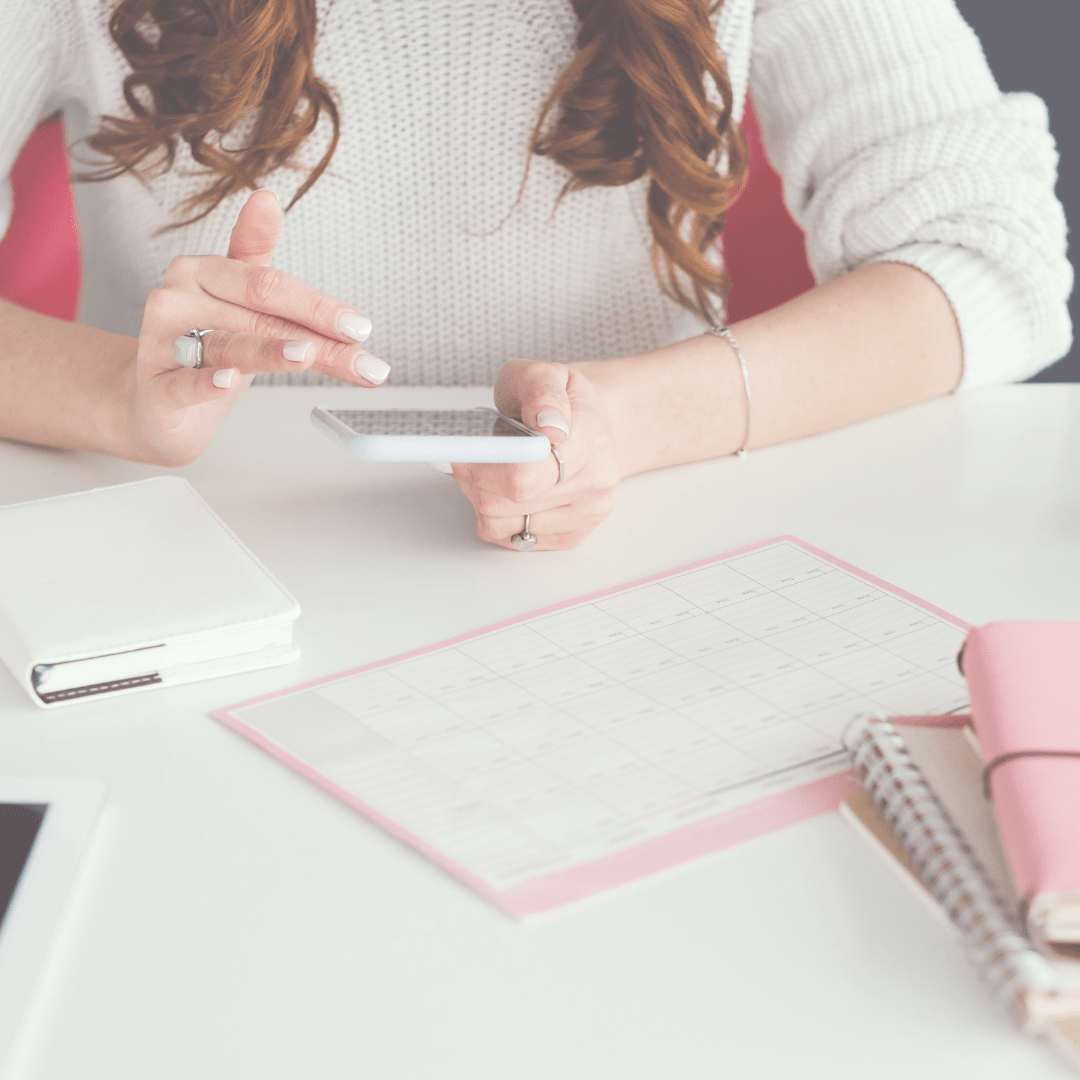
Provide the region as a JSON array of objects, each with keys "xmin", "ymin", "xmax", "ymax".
[
  {"xmin": 214, "ymin": 537, "xmax": 970, "ymax": 916},
  {"xmin": 0, "ymin": 477, "xmax": 301, "ymax": 707},
  {"xmin": 963, "ymin": 622, "xmax": 1080, "ymax": 948}
]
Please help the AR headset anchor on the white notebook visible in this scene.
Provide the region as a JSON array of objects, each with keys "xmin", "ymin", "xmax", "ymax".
[{"xmin": 0, "ymin": 477, "xmax": 300, "ymax": 708}]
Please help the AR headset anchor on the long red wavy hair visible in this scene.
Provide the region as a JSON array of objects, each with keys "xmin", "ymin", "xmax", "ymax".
[{"xmin": 86, "ymin": 0, "xmax": 747, "ymax": 320}]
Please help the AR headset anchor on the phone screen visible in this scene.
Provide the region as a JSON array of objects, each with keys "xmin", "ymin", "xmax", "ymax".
[{"xmin": 327, "ymin": 410, "xmax": 536, "ymax": 438}]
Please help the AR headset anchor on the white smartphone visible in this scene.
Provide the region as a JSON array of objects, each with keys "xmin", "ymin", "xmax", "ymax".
[{"xmin": 310, "ymin": 407, "xmax": 552, "ymax": 463}]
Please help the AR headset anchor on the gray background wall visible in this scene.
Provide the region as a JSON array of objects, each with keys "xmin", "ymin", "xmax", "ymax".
[{"xmin": 953, "ymin": 0, "xmax": 1078, "ymax": 381}]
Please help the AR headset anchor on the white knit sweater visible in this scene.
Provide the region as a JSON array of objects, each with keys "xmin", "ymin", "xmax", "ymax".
[{"xmin": 0, "ymin": 0, "xmax": 1072, "ymax": 388}]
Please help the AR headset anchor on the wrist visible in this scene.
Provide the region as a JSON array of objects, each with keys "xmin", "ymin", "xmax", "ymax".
[
  {"xmin": 571, "ymin": 333, "xmax": 749, "ymax": 477},
  {"xmin": 0, "ymin": 298, "xmax": 145, "ymax": 457},
  {"xmin": 569, "ymin": 357, "xmax": 640, "ymax": 479},
  {"xmin": 96, "ymin": 337, "xmax": 145, "ymax": 459}
]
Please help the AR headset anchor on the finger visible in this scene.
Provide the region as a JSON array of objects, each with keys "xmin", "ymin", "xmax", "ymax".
[
  {"xmin": 144, "ymin": 290, "xmax": 390, "ymax": 387},
  {"xmin": 227, "ymin": 189, "xmax": 282, "ymax": 266},
  {"xmin": 494, "ymin": 360, "xmax": 572, "ymax": 445},
  {"xmin": 197, "ymin": 329, "xmax": 307, "ymax": 374},
  {"xmin": 452, "ymin": 458, "xmax": 564, "ymax": 512},
  {"xmin": 150, "ymin": 365, "xmax": 250, "ymax": 411},
  {"xmin": 195, "ymin": 328, "xmax": 389, "ymax": 385},
  {"xmin": 475, "ymin": 505, "xmax": 608, "ymax": 551},
  {"xmin": 165, "ymin": 256, "xmax": 374, "ymax": 346}
]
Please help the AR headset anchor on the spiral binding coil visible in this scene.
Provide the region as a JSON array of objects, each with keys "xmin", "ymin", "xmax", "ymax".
[{"xmin": 842, "ymin": 715, "xmax": 1060, "ymax": 1028}]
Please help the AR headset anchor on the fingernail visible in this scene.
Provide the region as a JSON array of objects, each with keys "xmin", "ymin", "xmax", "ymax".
[
  {"xmin": 354, "ymin": 352, "xmax": 390, "ymax": 384},
  {"xmin": 536, "ymin": 410, "xmax": 570, "ymax": 435},
  {"xmin": 283, "ymin": 340, "xmax": 312, "ymax": 363},
  {"xmin": 254, "ymin": 188, "xmax": 279, "ymax": 203},
  {"xmin": 339, "ymin": 312, "xmax": 373, "ymax": 342},
  {"xmin": 213, "ymin": 368, "xmax": 236, "ymax": 389},
  {"xmin": 428, "ymin": 462, "xmax": 454, "ymax": 475}
]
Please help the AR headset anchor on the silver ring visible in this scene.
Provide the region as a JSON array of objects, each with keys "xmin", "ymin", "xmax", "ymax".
[
  {"xmin": 174, "ymin": 328, "xmax": 214, "ymax": 369},
  {"xmin": 510, "ymin": 514, "xmax": 537, "ymax": 552},
  {"xmin": 551, "ymin": 446, "xmax": 564, "ymax": 485}
]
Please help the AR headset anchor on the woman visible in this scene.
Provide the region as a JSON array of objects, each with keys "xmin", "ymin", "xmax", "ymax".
[{"xmin": 0, "ymin": 0, "xmax": 1071, "ymax": 549}]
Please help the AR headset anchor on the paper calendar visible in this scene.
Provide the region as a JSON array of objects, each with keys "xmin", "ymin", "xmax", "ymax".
[{"xmin": 214, "ymin": 537, "xmax": 970, "ymax": 915}]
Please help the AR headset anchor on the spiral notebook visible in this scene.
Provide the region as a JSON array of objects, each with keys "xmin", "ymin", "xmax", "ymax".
[
  {"xmin": 841, "ymin": 718, "xmax": 1080, "ymax": 1067},
  {"xmin": 214, "ymin": 537, "xmax": 970, "ymax": 915}
]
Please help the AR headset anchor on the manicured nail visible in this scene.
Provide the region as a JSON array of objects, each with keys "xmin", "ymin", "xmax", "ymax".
[
  {"xmin": 428, "ymin": 462, "xmax": 454, "ymax": 475},
  {"xmin": 283, "ymin": 340, "xmax": 312, "ymax": 363},
  {"xmin": 213, "ymin": 368, "xmax": 236, "ymax": 389},
  {"xmin": 338, "ymin": 312, "xmax": 372, "ymax": 342},
  {"xmin": 354, "ymin": 352, "xmax": 390, "ymax": 384},
  {"xmin": 536, "ymin": 410, "xmax": 570, "ymax": 435}
]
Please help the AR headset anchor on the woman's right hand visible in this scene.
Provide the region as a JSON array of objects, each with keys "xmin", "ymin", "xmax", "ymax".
[{"xmin": 124, "ymin": 189, "xmax": 388, "ymax": 466}]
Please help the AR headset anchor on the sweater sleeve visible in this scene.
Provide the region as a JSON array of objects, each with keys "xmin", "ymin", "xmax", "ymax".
[
  {"xmin": 0, "ymin": 0, "xmax": 88, "ymax": 244},
  {"xmin": 748, "ymin": 0, "xmax": 1072, "ymax": 387}
]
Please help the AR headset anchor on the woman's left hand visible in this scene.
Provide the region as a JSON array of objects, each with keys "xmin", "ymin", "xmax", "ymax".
[{"xmin": 447, "ymin": 360, "xmax": 622, "ymax": 550}]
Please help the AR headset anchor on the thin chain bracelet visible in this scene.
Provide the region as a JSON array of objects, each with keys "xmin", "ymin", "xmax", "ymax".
[{"xmin": 707, "ymin": 324, "xmax": 752, "ymax": 458}]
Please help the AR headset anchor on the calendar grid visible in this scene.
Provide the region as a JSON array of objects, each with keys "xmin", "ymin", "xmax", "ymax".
[{"xmin": 219, "ymin": 539, "xmax": 969, "ymax": 909}]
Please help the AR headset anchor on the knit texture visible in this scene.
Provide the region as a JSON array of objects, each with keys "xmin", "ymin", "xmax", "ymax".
[{"xmin": 0, "ymin": 0, "xmax": 1072, "ymax": 388}]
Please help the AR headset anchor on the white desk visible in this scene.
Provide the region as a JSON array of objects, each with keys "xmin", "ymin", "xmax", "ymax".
[{"xmin": 2, "ymin": 384, "xmax": 1079, "ymax": 1080}]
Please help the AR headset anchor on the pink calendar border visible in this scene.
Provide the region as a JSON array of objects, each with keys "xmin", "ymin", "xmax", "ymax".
[{"xmin": 213, "ymin": 535, "xmax": 970, "ymax": 916}]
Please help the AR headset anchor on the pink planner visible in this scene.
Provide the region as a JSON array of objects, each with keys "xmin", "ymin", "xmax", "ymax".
[
  {"xmin": 213, "ymin": 537, "xmax": 970, "ymax": 916},
  {"xmin": 963, "ymin": 621, "xmax": 1080, "ymax": 947}
]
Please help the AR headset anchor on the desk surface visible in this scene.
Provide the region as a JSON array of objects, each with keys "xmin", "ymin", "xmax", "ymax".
[{"xmin": 2, "ymin": 384, "xmax": 1079, "ymax": 1080}]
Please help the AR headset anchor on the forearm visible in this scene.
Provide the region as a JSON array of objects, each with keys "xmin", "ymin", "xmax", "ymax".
[
  {"xmin": 575, "ymin": 263, "xmax": 963, "ymax": 477},
  {"xmin": 0, "ymin": 298, "xmax": 136, "ymax": 455}
]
